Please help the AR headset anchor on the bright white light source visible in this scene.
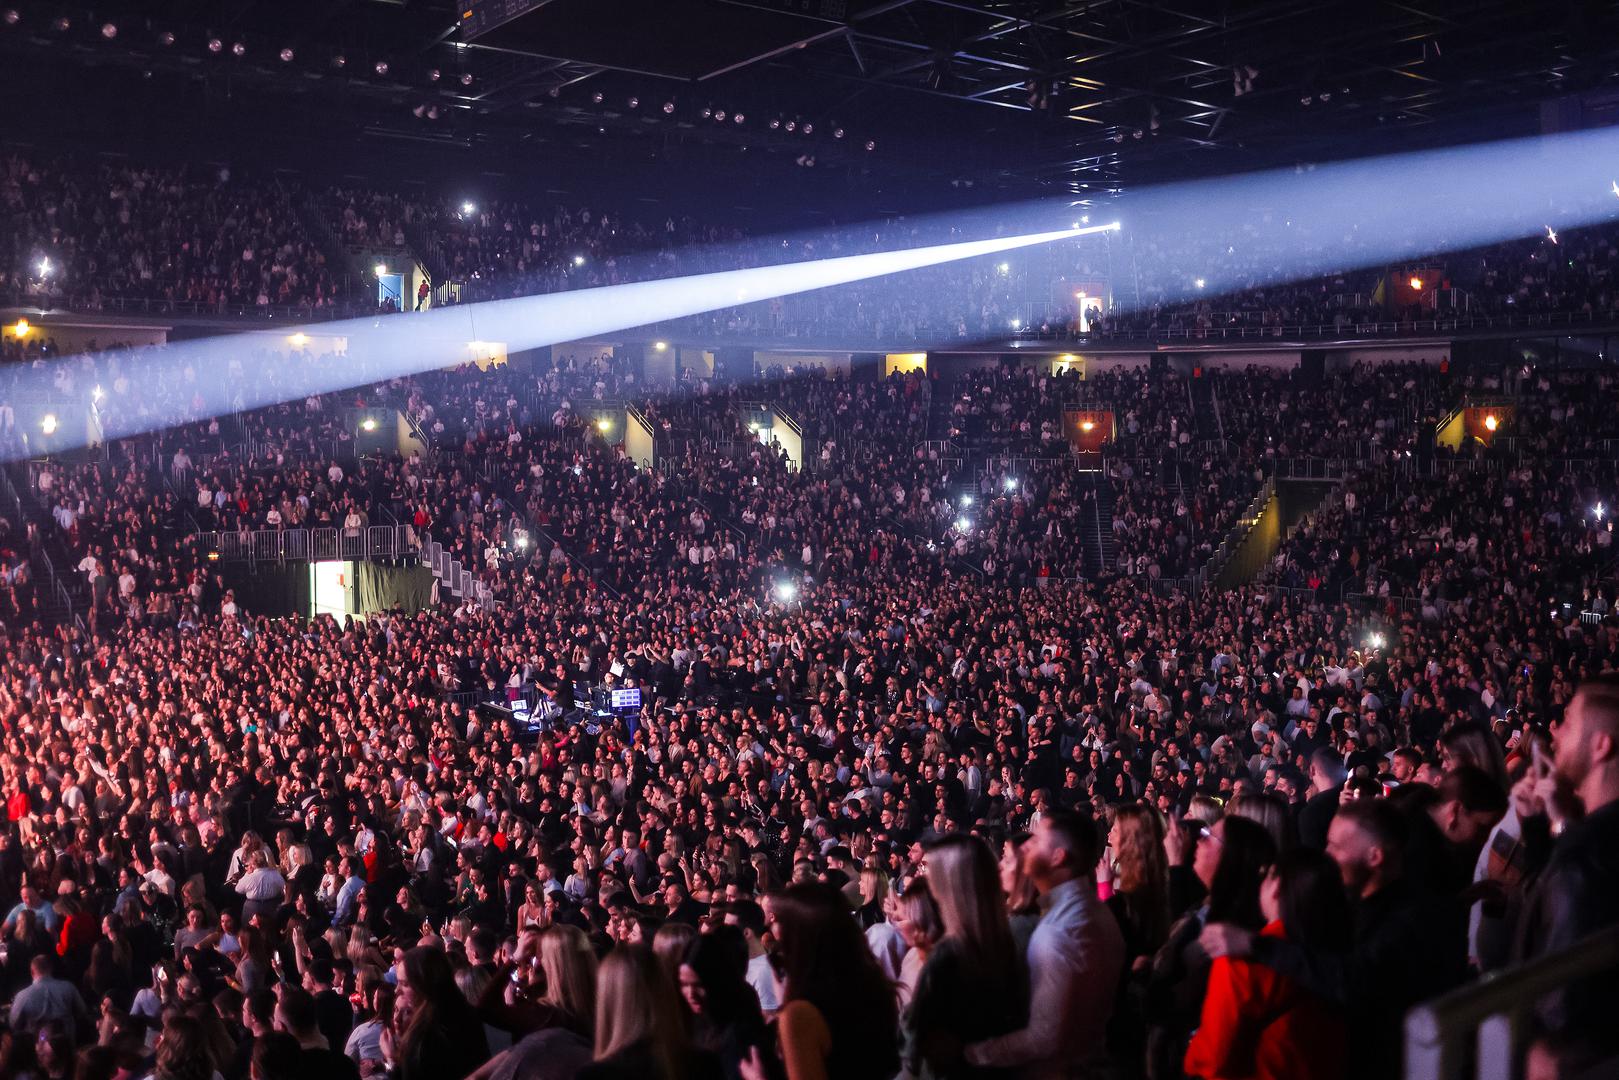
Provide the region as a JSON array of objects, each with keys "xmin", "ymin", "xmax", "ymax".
[
  {"xmin": 361, "ymin": 418, "xmax": 378, "ymax": 432},
  {"xmin": 1194, "ymin": 278, "xmax": 1206, "ymax": 289},
  {"xmin": 41, "ymin": 414, "xmax": 58, "ymax": 435},
  {"xmin": 1366, "ymin": 633, "xmax": 1385, "ymax": 649},
  {"xmin": 954, "ymin": 517, "xmax": 970, "ymax": 532},
  {"xmin": 289, "ymin": 332, "xmax": 308, "ymax": 347},
  {"xmin": 773, "ymin": 580, "xmax": 797, "ymax": 602},
  {"xmin": 1003, "ymin": 477, "xmax": 1018, "ymax": 492},
  {"xmin": 997, "ymin": 262, "xmax": 1010, "ymax": 274},
  {"xmin": 653, "ymin": 341, "xmax": 667, "ymax": 351},
  {"xmin": 1595, "ymin": 502, "xmax": 1606, "ymax": 521},
  {"xmin": 1484, "ymin": 414, "xmax": 1499, "ymax": 431},
  {"xmin": 461, "ymin": 201, "xmax": 475, "ymax": 215},
  {"xmin": 1010, "ymin": 318, "xmax": 1022, "ymax": 329},
  {"xmin": 596, "ymin": 418, "xmax": 611, "ymax": 433},
  {"xmin": 35, "ymin": 258, "xmax": 50, "ymax": 277},
  {"xmin": 572, "ymin": 255, "xmax": 586, "ymax": 266},
  {"xmin": 374, "ymin": 263, "xmax": 387, "ymax": 277},
  {"xmin": 1080, "ymin": 420, "xmax": 1095, "ymax": 432},
  {"xmin": 516, "ymin": 535, "xmax": 529, "ymax": 549},
  {"xmin": 961, "ymin": 495, "xmax": 974, "ymax": 507},
  {"xmin": 11, "ymin": 319, "xmax": 28, "ymax": 338},
  {"xmin": 92, "ymin": 385, "xmax": 103, "ymax": 401}
]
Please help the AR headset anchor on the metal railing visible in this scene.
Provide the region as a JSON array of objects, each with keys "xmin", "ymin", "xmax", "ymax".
[
  {"xmin": 194, "ymin": 525, "xmax": 415, "ymax": 563},
  {"xmin": 418, "ymin": 529, "xmax": 494, "ymax": 609},
  {"xmin": 1405, "ymin": 925, "xmax": 1619, "ymax": 1080},
  {"xmin": 1026, "ymin": 307, "xmax": 1619, "ymax": 344}
]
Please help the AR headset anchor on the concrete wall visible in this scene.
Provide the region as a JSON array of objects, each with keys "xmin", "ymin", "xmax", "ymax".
[
  {"xmin": 6, "ymin": 316, "xmax": 168, "ymax": 354},
  {"xmin": 625, "ymin": 409, "xmax": 654, "ymax": 470}
]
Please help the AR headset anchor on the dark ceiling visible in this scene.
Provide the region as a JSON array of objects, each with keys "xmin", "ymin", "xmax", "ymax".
[{"xmin": 0, "ymin": 0, "xmax": 1615, "ymax": 214}]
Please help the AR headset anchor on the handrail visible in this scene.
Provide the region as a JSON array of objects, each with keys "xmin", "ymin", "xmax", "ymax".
[
  {"xmin": 1405, "ymin": 925, "xmax": 1619, "ymax": 1080},
  {"xmin": 193, "ymin": 526, "xmax": 415, "ymax": 563}
]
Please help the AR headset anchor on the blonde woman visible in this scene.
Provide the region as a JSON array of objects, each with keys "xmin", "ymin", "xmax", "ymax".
[
  {"xmin": 886, "ymin": 878, "xmax": 942, "ymax": 1010},
  {"xmin": 904, "ymin": 835, "xmax": 1027, "ymax": 1079},
  {"xmin": 579, "ymin": 945, "xmax": 716, "ymax": 1080},
  {"xmin": 1107, "ymin": 805, "xmax": 1172, "ymax": 967}
]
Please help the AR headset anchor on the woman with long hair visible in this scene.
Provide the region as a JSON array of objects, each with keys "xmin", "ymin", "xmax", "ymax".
[
  {"xmin": 1146, "ymin": 816, "xmax": 1276, "ymax": 1080},
  {"xmin": 1225, "ymin": 794, "xmax": 1293, "ymax": 854},
  {"xmin": 1107, "ymin": 806, "xmax": 1173, "ymax": 966},
  {"xmin": 888, "ymin": 879, "xmax": 942, "ymax": 1009},
  {"xmin": 680, "ymin": 927, "xmax": 768, "ymax": 1080},
  {"xmin": 580, "ymin": 945, "xmax": 720, "ymax": 1080},
  {"xmin": 997, "ymin": 834, "xmax": 1041, "ymax": 956},
  {"xmin": 1184, "ymin": 849, "xmax": 1351, "ymax": 1080},
  {"xmin": 468, "ymin": 924, "xmax": 602, "ymax": 1080},
  {"xmin": 384, "ymin": 945, "xmax": 490, "ymax": 1079},
  {"xmin": 146, "ymin": 1013, "xmax": 217, "ymax": 1080},
  {"xmin": 764, "ymin": 881, "xmax": 899, "ymax": 1080},
  {"xmin": 904, "ymin": 835, "xmax": 1027, "ymax": 1079}
]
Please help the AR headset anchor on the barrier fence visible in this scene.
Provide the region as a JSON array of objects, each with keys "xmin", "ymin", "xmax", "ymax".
[{"xmin": 193, "ymin": 525, "xmax": 415, "ymax": 563}]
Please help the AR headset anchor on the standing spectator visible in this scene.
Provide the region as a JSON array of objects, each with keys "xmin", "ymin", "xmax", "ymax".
[
  {"xmin": 583, "ymin": 945, "xmax": 720, "ymax": 1080},
  {"xmin": 963, "ymin": 811, "xmax": 1124, "ymax": 1079}
]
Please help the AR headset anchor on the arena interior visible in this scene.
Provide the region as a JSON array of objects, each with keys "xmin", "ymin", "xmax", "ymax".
[{"xmin": 2, "ymin": 2, "xmax": 1619, "ymax": 1079}]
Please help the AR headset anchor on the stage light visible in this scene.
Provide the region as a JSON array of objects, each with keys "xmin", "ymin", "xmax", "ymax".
[
  {"xmin": 375, "ymin": 60, "xmax": 390, "ymax": 76},
  {"xmin": 231, "ymin": 42, "xmax": 245, "ymax": 57},
  {"xmin": 1484, "ymin": 414, "xmax": 1498, "ymax": 431},
  {"xmin": 1409, "ymin": 275, "xmax": 1423, "ymax": 290},
  {"xmin": 374, "ymin": 263, "xmax": 388, "ymax": 277},
  {"xmin": 653, "ymin": 341, "xmax": 667, "ymax": 351},
  {"xmin": 572, "ymin": 255, "xmax": 586, "ymax": 266},
  {"xmin": 663, "ymin": 101, "xmax": 676, "ymax": 114},
  {"xmin": 361, "ymin": 418, "xmax": 378, "ymax": 432},
  {"xmin": 40, "ymin": 414, "xmax": 57, "ymax": 435},
  {"xmin": 461, "ymin": 201, "xmax": 475, "ymax": 215},
  {"xmin": 280, "ymin": 47, "xmax": 295, "ymax": 62},
  {"xmin": 100, "ymin": 22, "xmax": 116, "ymax": 39},
  {"xmin": 1080, "ymin": 420, "xmax": 1095, "ymax": 432},
  {"xmin": 289, "ymin": 333, "xmax": 308, "ymax": 347},
  {"xmin": 596, "ymin": 418, "xmax": 612, "ymax": 433},
  {"xmin": 11, "ymin": 319, "xmax": 27, "ymax": 338},
  {"xmin": 1194, "ymin": 278, "xmax": 1205, "ymax": 289},
  {"xmin": 773, "ymin": 580, "xmax": 797, "ymax": 602},
  {"xmin": 1076, "ymin": 291, "xmax": 1086, "ymax": 299},
  {"xmin": 208, "ymin": 38, "xmax": 223, "ymax": 54}
]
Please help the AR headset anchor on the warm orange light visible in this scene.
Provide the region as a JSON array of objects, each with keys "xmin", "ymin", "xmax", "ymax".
[
  {"xmin": 11, "ymin": 319, "xmax": 28, "ymax": 338},
  {"xmin": 1409, "ymin": 276, "xmax": 1423, "ymax": 291},
  {"xmin": 1484, "ymin": 414, "xmax": 1498, "ymax": 432},
  {"xmin": 1080, "ymin": 420, "xmax": 1096, "ymax": 432}
]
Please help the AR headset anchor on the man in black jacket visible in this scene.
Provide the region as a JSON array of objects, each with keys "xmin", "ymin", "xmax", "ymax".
[{"xmin": 1512, "ymin": 676, "xmax": 1619, "ymax": 1046}]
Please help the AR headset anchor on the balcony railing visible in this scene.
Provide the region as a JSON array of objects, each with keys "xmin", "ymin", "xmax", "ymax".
[{"xmin": 193, "ymin": 526, "xmax": 415, "ymax": 563}]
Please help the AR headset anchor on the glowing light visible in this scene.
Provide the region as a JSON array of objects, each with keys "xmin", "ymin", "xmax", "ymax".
[
  {"xmin": 374, "ymin": 263, "xmax": 388, "ymax": 277},
  {"xmin": 572, "ymin": 255, "xmax": 586, "ymax": 266},
  {"xmin": 40, "ymin": 414, "xmax": 58, "ymax": 435},
  {"xmin": 954, "ymin": 517, "xmax": 971, "ymax": 532},
  {"xmin": 1545, "ymin": 225, "xmax": 1558, "ymax": 244},
  {"xmin": 653, "ymin": 341, "xmax": 668, "ymax": 351},
  {"xmin": 773, "ymin": 580, "xmax": 797, "ymax": 603},
  {"xmin": 1194, "ymin": 278, "xmax": 1206, "ymax": 289},
  {"xmin": 1080, "ymin": 420, "xmax": 1096, "ymax": 432},
  {"xmin": 747, "ymin": 422, "xmax": 761, "ymax": 434},
  {"xmin": 1409, "ymin": 275, "xmax": 1423, "ymax": 290},
  {"xmin": 596, "ymin": 418, "xmax": 612, "ymax": 433},
  {"xmin": 289, "ymin": 333, "xmax": 308, "ymax": 347},
  {"xmin": 998, "ymin": 262, "xmax": 1010, "ymax": 274},
  {"xmin": 1010, "ymin": 318, "xmax": 1022, "ymax": 329},
  {"xmin": 35, "ymin": 258, "xmax": 50, "ymax": 277},
  {"xmin": 1484, "ymin": 414, "xmax": 1499, "ymax": 432},
  {"xmin": 961, "ymin": 496, "xmax": 974, "ymax": 507},
  {"xmin": 516, "ymin": 535, "xmax": 529, "ymax": 550},
  {"xmin": 1081, "ymin": 215, "xmax": 1090, "ymax": 224},
  {"xmin": 1003, "ymin": 477, "xmax": 1018, "ymax": 492},
  {"xmin": 1595, "ymin": 502, "xmax": 1607, "ymax": 521},
  {"xmin": 1076, "ymin": 291, "xmax": 1087, "ymax": 300},
  {"xmin": 280, "ymin": 48, "xmax": 295, "ymax": 62},
  {"xmin": 361, "ymin": 418, "xmax": 378, "ymax": 432},
  {"xmin": 461, "ymin": 201, "xmax": 476, "ymax": 215},
  {"xmin": 92, "ymin": 385, "xmax": 103, "ymax": 401},
  {"xmin": 1366, "ymin": 633, "xmax": 1385, "ymax": 649},
  {"xmin": 11, "ymin": 319, "xmax": 28, "ymax": 338}
]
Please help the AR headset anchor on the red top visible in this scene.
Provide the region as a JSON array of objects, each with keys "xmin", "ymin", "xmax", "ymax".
[{"xmin": 1183, "ymin": 921, "xmax": 1346, "ymax": 1080}]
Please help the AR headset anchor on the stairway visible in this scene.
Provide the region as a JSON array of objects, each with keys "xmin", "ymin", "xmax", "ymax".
[
  {"xmin": 1190, "ymin": 372, "xmax": 1222, "ymax": 441},
  {"xmin": 926, "ymin": 382, "xmax": 958, "ymax": 440},
  {"xmin": 2, "ymin": 462, "xmax": 89, "ymax": 624},
  {"xmin": 1089, "ymin": 475, "xmax": 1117, "ymax": 575}
]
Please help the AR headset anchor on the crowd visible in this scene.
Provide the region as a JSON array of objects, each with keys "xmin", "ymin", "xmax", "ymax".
[{"xmin": 0, "ymin": 327, "xmax": 1617, "ymax": 1080}]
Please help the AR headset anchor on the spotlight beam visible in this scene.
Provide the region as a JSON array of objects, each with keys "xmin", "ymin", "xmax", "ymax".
[{"xmin": 4, "ymin": 224, "xmax": 1098, "ymax": 459}]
